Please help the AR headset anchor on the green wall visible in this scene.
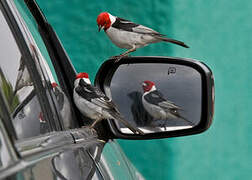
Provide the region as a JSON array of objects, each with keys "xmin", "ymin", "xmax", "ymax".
[{"xmin": 37, "ymin": 0, "xmax": 251, "ymax": 179}]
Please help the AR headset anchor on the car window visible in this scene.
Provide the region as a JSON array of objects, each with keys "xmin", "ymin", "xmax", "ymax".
[
  {"xmin": 0, "ymin": 7, "xmax": 51, "ymax": 139},
  {"xmin": 13, "ymin": 0, "xmax": 76, "ymax": 129}
]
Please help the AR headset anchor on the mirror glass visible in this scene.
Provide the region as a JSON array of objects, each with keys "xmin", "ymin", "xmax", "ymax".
[{"xmin": 105, "ymin": 63, "xmax": 202, "ymax": 134}]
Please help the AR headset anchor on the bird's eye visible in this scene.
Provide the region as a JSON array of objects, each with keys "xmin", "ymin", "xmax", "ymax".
[{"xmin": 172, "ymin": 109, "xmax": 177, "ymax": 113}]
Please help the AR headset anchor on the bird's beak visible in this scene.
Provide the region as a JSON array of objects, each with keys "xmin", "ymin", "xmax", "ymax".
[
  {"xmin": 142, "ymin": 83, "xmax": 146, "ymax": 90},
  {"xmin": 98, "ymin": 25, "xmax": 103, "ymax": 32}
]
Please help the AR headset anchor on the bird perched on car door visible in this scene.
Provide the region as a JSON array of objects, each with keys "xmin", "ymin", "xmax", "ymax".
[
  {"xmin": 97, "ymin": 12, "xmax": 189, "ymax": 62},
  {"xmin": 141, "ymin": 80, "xmax": 194, "ymax": 126},
  {"xmin": 73, "ymin": 72, "xmax": 144, "ymax": 135}
]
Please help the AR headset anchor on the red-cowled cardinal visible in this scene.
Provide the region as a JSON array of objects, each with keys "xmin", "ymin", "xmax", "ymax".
[
  {"xmin": 73, "ymin": 72, "xmax": 144, "ymax": 135},
  {"xmin": 97, "ymin": 12, "xmax": 189, "ymax": 62},
  {"xmin": 141, "ymin": 80, "xmax": 194, "ymax": 126}
]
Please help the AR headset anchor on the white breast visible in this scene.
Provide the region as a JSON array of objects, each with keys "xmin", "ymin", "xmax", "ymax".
[
  {"xmin": 142, "ymin": 93, "xmax": 167, "ymax": 120},
  {"xmin": 106, "ymin": 27, "xmax": 155, "ymax": 49},
  {"xmin": 73, "ymin": 90, "xmax": 102, "ymax": 120}
]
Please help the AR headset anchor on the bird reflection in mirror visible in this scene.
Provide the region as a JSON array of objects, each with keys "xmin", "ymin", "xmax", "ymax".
[{"xmin": 141, "ymin": 80, "xmax": 195, "ymax": 129}]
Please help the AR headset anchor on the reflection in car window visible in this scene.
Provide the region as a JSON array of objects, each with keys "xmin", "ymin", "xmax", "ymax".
[
  {"xmin": 0, "ymin": 119, "xmax": 13, "ymax": 169},
  {"xmin": 0, "ymin": 8, "xmax": 50, "ymax": 139},
  {"xmin": 51, "ymin": 148, "xmax": 104, "ymax": 180},
  {"xmin": 14, "ymin": 1, "xmax": 76, "ymax": 129},
  {"xmin": 14, "ymin": 0, "xmax": 58, "ymax": 82}
]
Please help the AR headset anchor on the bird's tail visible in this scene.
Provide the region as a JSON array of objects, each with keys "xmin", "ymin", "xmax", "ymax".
[
  {"xmin": 157, "ymin": 37, "xmax": 189, "ymax": 48},
  {"xmin": 108, "ymin": 111, "xmax": 145, "ymax": 135},
  {"xmin": 179, "ymin": 116, "xmax": 195, "ymax": 126}
]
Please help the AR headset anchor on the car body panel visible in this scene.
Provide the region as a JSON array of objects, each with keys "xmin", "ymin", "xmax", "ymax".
[{"xmin": 99, "ymin": 140, "xmax": 145, "ymax": 180}]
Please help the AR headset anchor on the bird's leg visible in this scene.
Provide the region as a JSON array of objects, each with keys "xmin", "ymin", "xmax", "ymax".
[
  {"xmin": 114, "ymin": 46, "xmax": 136, "ymax": 63},
  {"xmin": 90, "ymin": 119, "xmax": 101, "ymax": 129},
  {"xmin": 120, "ymin": 47, "xmax": 136, "ymax": 57}
]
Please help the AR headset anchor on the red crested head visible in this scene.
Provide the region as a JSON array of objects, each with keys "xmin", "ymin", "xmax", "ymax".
[
  {"xmin": 51, "ymin": 82, "xmax": 58, "ymax": 88},
  {"xmin": 142, "ymin": 80, "xmax": 156, "ymax": 92},
  {"xmin": 76, "ymin": 72, "xmax": 89, "ymax": 79},
  {"xmin": 97, "ymin": 12, "xmax": 111, "ymax": 31}
]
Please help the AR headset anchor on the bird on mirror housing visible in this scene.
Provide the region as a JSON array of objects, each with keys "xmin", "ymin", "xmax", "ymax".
[
  {"xmin": 73, "ymin": 72, "xmax": 144, "ymax": 135},
  {"xmin": 97, "ymin": 12, "xmax": 189, "ymax": 62}
]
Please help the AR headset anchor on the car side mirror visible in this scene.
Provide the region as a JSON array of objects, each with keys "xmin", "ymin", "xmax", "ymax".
[{"xmin": 95, "ymin": 56, "xmax": 214, "ymax": 139}]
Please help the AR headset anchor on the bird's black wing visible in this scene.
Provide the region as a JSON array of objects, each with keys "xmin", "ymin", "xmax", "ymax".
[
  {"xmin": 112, "ymin": 17, "xmax": 165, "ymax": 36},
  {"xmin": 144, "ymin": 90, "xmax": 167, "ymax": 104},
  {"xmin": 144, "ymin": 90, "xmax": 181, "ymax": 110},
  {"xmin": 75, "ymin": 79, "xmax": 100, "ymax": 101},
  {"xmin": 112, "ymin": 17, "xmax": 139, "ymax": 32},
  {"xmin": 91, "ymin": 86, "xmax": 120, "ymax": 111},
  {"xmin": 75, "ymin": 79, "xmax": 119, "ymax": 111}
]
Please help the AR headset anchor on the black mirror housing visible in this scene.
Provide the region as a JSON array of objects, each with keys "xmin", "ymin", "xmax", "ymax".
[{"xmin": 95, "ymin": 56, "xmax": 214, "ymax": 140}]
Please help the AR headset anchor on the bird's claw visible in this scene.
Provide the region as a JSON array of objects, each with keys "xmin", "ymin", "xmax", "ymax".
[
  {"xmin": 81, "ymin": 125, "xmax": 97, "ymax": 135},
  {"xmin": 111, "ymin": 55, "xmax": 123, "ymax": 63},
  {"xmin": 111, "ymin": 54, "xmax": 129, "ymax": 63}
]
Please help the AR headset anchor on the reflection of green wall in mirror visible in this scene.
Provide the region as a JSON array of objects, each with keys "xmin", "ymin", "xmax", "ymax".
[{"xmin": 37, "ymin": 0, "xmax": 251, "ymax": 179}]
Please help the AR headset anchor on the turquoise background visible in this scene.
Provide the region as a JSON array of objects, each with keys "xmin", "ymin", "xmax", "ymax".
[{"xmin": 37, "ymin": 0, "xmax": 251, "ymax": 179}]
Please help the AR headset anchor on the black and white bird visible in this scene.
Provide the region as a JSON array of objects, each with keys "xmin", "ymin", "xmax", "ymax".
[
  {"xmin": 97, "ymin": 12, "xmax": 189, "ymax": 62},
  {"xmin": 51, "ymin": 82, "xmax": 73, "ymax": 129},
  {"xmin": 141, "ymin": 80, "xmax": 194, "ymax": 126},
  {"xmin": 73, "ymin": 72, "xmax": 144, "ymax": 135}
]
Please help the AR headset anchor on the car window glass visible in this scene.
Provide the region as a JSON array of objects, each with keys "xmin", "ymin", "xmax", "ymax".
[
  {"xmin": 14, "ymin": 0, "xmax": 58, "ymax": 82},
  {"xmin": 14, "ymin": 1, "xmax": 76, "ymax": 129},
  {"xmin": 0, "ymin": 119, "xmax": 13, "ymax": 169},
  {"xmin": 0, "ymin": 8, "xmax": 50, "ymax": 139}
]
